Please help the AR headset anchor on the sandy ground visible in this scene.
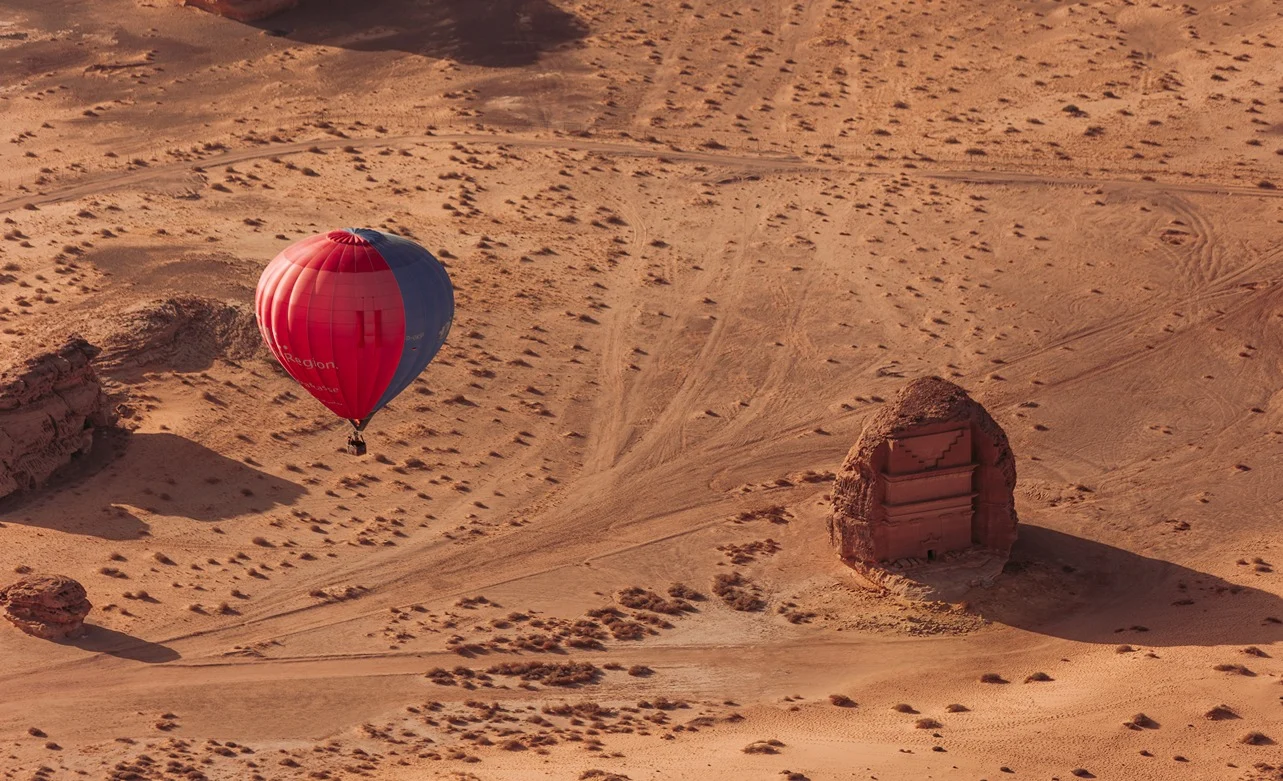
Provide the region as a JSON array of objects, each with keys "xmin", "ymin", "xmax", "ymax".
[{"xmin": 1, "ymin": 0, "xmax": 1281, "ymax": 779}]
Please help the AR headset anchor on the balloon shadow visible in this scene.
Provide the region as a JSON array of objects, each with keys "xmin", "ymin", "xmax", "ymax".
[
  {"xmin": 66, "ymin": 625, "xmax": 181, "ymax": 664},
  {"xmin": 251, "ymin": 0, "xmax": 589, "ymax": 67},
  {"xmin": 968, "ymin": 525, "xmax": 1283, "ymax": 647},
  {"xmin": 0, "ymin": 429, "xmax": 306, "ymax": 539}
]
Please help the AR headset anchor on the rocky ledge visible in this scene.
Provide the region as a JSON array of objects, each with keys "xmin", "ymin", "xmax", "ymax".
[{"xmin": 0, "ymin": 338, "xmax": 115, "ymax": 500}]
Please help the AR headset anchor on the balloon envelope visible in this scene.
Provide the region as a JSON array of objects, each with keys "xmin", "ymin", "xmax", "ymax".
[{"xmin": 255, "ymin": 228, "xmax": 454, "ymax": 422}]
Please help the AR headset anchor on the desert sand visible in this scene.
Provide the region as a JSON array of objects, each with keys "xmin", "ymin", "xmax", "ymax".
[{"xmin": 1, "ymin": 0, "xmax": 1281, "ymax": 779}]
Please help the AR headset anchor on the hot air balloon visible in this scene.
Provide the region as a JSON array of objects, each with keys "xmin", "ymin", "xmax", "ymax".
[{"xmin": 255, "ymin": 228, "xmax": 454, "ymax": 455}]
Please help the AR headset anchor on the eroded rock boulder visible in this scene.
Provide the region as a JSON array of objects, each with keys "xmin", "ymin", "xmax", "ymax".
[
  {"xmin": 0, "ymin": 574, "xmax": 92, "ymax": 640},
  {"xmin": 95, "ymin": 295, "xmax": 261, "ymax": 375},
  {"xmin": 0, "ymin": 338, "xmax": 115, "ymax": 500},
  {"xmin": 178, "ymin": 0, "xmax": 299, "ymax": 22},
  {"xmin": 830, "ymin": 377, "xmax": 1018, "ymax": 567}
]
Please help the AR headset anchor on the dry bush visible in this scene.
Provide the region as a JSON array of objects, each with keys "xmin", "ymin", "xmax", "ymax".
[
  {"xmin": 485, "ymin": 661, "xmax": 601, "ymax": 687},
  {"xmin": 782, "ymin": 608, "xmax": 817, "ymax": 624},
  {"xmin": 1204, "ymin": 705, "xmax": 1239, "ymax": 721},
  {"xmin": 915, "ymin": 717, "xmax": 942, "ymax": 729},
  {"xmin": 979, "ymin": 673, "xmax": 1007, "ymax": 684},
  {"xmin": 570, "ymin": 702, "xmax": 615, "ymax": 719},
  {"xmin": 717, "ymin": 539, "xmax": 782, "ymax": 564},
  {"xmin": 1213, "ymin": 663, "xmax": 1254, "ymax": 676},
  {"xmin": 1241, "ymin": 732, "xmax": 1274, "ymax": 746},
  {"xmin": 944, "ymin": 704, "xmax": 969, "ymax": 713},
  {"xmin": 892, "ymin": 703, "xmax": 918, "ymax": 714},
  {"xmin": 742, "ymin": 739, "xmax": 784, "ymax": 755},
  {"xmin": 617, "ymin": 587, "xmax": 689, "ymax": 615},
  {"xmin": 712, "ymin": 572, "xmax": 766, "ymax": 612},
  {"xmin": 1024, "ymin": 671, "xmax": 1053, "ymax": 682},
  {"xmin": 734, "ymin": 505, "xmax": 792, "ymax": 524},
  {"xmin": 512, "ymin": 633, "xmax": 561, "ymax": 653},
  {"xmin": 609, "ymin": 621, "xmax": 647, "ymax": 641},
  {"xmin": 829, "ymin": 694, "xmax": 855, "ymax": 708},
  {"xmin": 667, "ymin": 582, "xmax": 705, "ymax": 601},
  {"xmin": 563, "ymin": 620, "xmax": 609, "ymax": 651},
  {"xmin": 627, "ymin": 665, "xmax": 653, "ymax": 677},
  {"xmin": 425, "ymin": 667, "xmax": 456, "ymax": 686}
]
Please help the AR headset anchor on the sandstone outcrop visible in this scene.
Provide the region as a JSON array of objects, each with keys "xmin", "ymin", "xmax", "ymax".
[
  {"xmin": 0, "ymin": 574, "xmax": 92, "ymax": 640},
  {"xmin": 0, "ymin": 338, "xmax": 116, "ymax": 500},
  {"xmin": 830, "ymin": 377, "xmax": 1018, "ymax": 567},
  {"xmin": 178, "ymin": 0, "xmax": 299, "ymax": 22},
  {"xmin": 94, "ymin": 295, "xmax": 261, "ymax": 375}
]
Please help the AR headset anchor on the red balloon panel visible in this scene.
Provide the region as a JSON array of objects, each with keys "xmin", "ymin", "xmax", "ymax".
[{"xmin": 256, "ymin": 234, "xmax": 407, "ymax": 421}]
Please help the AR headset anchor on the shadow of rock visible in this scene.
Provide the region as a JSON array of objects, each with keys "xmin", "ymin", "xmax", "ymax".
[
  {"xmin": 249, "ymin": 0, "xmax": 589, "ymax": 67},
  {"xmin": 0, "ymin": 429, "xmax": 305, "ymax": 539},
  {"xmin": 67, "ymin": 625, "xmax": 181, "ymax": 663},
  {"xmin": 967, "ymin": 525, "xmax": 1283, "ymax": 647}
]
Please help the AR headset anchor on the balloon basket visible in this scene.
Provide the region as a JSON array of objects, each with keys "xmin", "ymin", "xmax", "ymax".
[{"xmin": 346, "ymin": 431, "xmax": 367, "ymax": 456}]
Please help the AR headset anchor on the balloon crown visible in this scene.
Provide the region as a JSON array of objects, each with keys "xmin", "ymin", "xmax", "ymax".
[{"xmin": 326, "ymin": 229, "xmax": 373, "ymax": 246}]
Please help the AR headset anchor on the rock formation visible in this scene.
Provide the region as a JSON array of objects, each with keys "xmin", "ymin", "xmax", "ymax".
[
  {"xmin": 94, "ymin": 295, "xmax": 262, "ymax": 375},
  {"xmin": 0, "ymin": 338, "xmax": 116, "ymax": 500},
  {"xmin": 830, "ymin": 377, "xmax": 1018, "ymax": 567},
  {"xmin": 0, "ymin": 575, "xmax": 92, "ymax": 640},
  {"xmin": 177, "ymin": 0, "xmax": 299, "ymax": 22}
]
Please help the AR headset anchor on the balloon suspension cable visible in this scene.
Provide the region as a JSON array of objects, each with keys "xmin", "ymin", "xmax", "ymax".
[{"xmin": 345, "ymin": 417, "xmax": 371, "ymax": 456}]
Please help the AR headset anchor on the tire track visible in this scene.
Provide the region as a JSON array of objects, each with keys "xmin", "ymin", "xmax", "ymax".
[{"xmin": 4, "ymin": 132, "xmax": 1281, "ymax": 217}]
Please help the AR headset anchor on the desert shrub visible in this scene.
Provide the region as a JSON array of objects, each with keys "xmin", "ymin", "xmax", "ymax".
[
  {"xmin": 485, "ymin": 661, "xmax": 600, "ymax": 687},
  {"xmin": 667, "ymin": 582, "xmax": 705, "ymax": 601},
  {"xmin": 712, "ymin": 572, "xmax": 766, "ymax": 612},
  {"xmin": 1204, "ymin": 705, "xmax": 1238, "ymax": 721},
  {"xmin": 425, "ymin": 667, "xmax": 455, "ymax": 686},
  {"xmin": 610, "ymin": 622, "xmax": 647, "ymax": 641},
  {"xmin": 617, "ymin": 587, "xmax": 688, "ymax": 615},
  {"xmin": 742, "ymin": 739, "xmax": 784, "ymax": 755}
]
